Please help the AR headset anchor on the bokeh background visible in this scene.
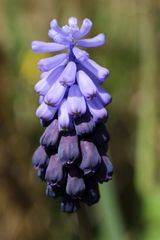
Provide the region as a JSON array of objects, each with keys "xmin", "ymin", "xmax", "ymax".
[{"xmin": 0, "ymin": 0, "xmax": 160, "ymax": 239}]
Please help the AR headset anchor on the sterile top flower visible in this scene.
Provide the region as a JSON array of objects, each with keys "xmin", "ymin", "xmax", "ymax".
[
  {"xmin": 32, "ymin": 16, "xmax": 111, "ymax": 131},
  {"xmin": 32, "ymin": 17, "xmax": 106, "ymax": 52},
  {"xmin": 32, "ymin": 16, "xmax": 113, "ymax": 213}
]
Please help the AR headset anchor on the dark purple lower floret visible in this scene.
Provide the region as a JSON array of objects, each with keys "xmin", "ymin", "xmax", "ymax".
[
  {"xmin": 102, "ymin": 155, "xmax": 113, "ymax": 179},
  {"xmin": 91, "ymin": 123, "xmax": 110, "ymax": 153},
  {"xmin": 94, "ymin": 155, "xmax": 113, "ymax": 183},
  {"xmin": 79, "ymin": 139, "xmax": 101, "ymax": 175},
  {"xmin": 37, "ymin": 167, "xmax": 47, "ymax": 180},
  {"xmin": 45, "ymin": 154, "xmax": 65, "ymax": 186},
  {"xmin": 32, "ymin": 145, "xmax": 48, "ymax": 169},
  {"xmin": 40, "ymin": 119, "xmax": 60, "ymax": 151},
  {"xmin": 46, "ymin": 183, "xmax": 61, "ymax": 198},
  {"xmin": 58, "ymin": 131, "xmax": 79, "ymax": 165},
  {"xmin": 82, "ymin": 178, "xmax": 100, "ymax": 206},
  {"xmin": 60, "ymin": 194, "xmax": 80, "ymax": 213},
  {"xmin": 32, "ymin": 145, "xmax": 49, "ymax": 180},
  {"xmin": 66, "ymin": 167, "xmax": 85, "ymax": 198},
  {"xmin": 92, "ymin": 123, "xmax": 110, "ymax": 146},
  {"xmin": 74, "ymin": 111, "xmax": 95, "ymax": 136}
]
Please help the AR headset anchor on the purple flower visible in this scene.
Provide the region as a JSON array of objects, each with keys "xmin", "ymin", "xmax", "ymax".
[
  {"xmin": 79, "ymin": 139, "xmax": 101, "ymax": 175},
  {"xmin": 40, "ymin": 119, "xmax": 60, "ymax": 150},
  {"xmin": 67, "ymin": 84, "xmax": 86, "ymax": 116},
  {"xmin": 32, "ymin": 16, "xmax": 113, "ymax": 213},
  {"xmin": 58, "ymin": 131, "xmax": 80, "ymax": 165},
  {"xmin": 45, "ymin": 154, "xmax": 65, "ymax": 186},
  {"xmin": 38, "ymin": 53, "xmax": 68, "ymax": 71},
  {"xmin": 66, "ymin": 167, "xmax": 85, "ymax": 197}
]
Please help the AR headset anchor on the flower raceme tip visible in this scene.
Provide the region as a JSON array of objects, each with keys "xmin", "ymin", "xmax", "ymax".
[{"xmin": 32, "ymin": 17, "xmax": 110, "ymax": 125}]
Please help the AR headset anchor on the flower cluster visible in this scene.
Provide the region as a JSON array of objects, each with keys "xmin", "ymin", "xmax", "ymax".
[{"xmin": 32, "ymin": 17, "xmax": 113, "ymax": 213}]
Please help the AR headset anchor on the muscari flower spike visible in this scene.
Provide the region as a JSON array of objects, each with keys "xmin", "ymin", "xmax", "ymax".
[{"xmin": 32, "ymin": 16, "xmax": 113, "ymax": 213}]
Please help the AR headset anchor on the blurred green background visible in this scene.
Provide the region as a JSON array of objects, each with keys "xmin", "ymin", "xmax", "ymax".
[{"xmin": 0, "ymin": 0, "xmax": 160, "ymax": 239}]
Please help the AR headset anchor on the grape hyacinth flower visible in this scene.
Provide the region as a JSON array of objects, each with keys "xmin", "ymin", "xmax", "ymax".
[{"xmin": 32, "ymin": 16, "xmax": 113, "ymax": 213}]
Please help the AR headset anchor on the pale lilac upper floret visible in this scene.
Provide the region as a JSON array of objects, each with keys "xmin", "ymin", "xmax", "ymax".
[{"xmin": 32, "ymin": 16, "xmax": 111, "ymax": 131}]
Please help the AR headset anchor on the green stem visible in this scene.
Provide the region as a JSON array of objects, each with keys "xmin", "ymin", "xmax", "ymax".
[{"xmin": 98, "ymin": 182, "xmax": 125, "ymax": 240}]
